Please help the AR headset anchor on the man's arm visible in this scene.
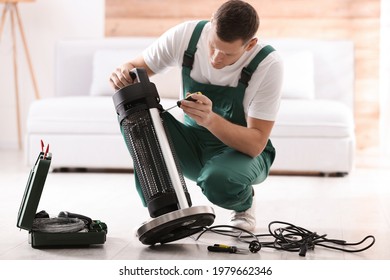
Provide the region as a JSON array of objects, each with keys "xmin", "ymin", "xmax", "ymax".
[
  {"xmin": 209, "ymin": 115, "xmax": 274, "ymax": 157},
  {"xmin": 109, "ymin": 55, "xmax": 155, "ymax": 90},
  {"xmin": 180, "ymin": 94, "xmax": 274, "ymax": 157}
]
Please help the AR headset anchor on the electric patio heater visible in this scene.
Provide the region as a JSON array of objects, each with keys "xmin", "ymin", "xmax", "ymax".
[{"xmin": 113, "ymin": 68, "xmax": 215, "ymax": 245}]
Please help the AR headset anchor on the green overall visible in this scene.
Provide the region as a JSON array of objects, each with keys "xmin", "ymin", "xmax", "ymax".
[{"xmin": 158, "ymin": 20, "xmax": 276, "ymax": 212}]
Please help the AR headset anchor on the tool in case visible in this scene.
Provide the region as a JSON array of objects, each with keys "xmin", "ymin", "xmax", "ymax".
[{"xmin": 16, "ymin": 142, "xmax": 107, "ymax": 248}]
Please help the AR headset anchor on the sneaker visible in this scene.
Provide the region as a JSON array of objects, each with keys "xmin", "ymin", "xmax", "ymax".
[{"xmin": 229, "ymin": 199, "xmax": 256, "ymax": 232}]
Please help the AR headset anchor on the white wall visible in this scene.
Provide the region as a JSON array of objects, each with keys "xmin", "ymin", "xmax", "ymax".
[
  {"xmin": 380, "ymin": 0, "xmax": 390, "ymax": 155},
  {"xmin": 0, "ymin": 0, "xmax": 104, "ymax": 149}
]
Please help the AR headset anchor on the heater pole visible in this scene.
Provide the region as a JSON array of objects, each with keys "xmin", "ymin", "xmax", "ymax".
[{"xmin": 149, "ymin": 108, "xmax": 190, "ymax": 209}]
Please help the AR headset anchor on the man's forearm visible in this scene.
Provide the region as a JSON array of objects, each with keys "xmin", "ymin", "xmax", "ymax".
[{"xmin": 205, "ymin": 113, "xmax": 268, "ymax": 158}]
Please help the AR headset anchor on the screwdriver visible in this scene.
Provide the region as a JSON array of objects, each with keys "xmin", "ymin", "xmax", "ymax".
[
  {"xmin": 207, "ymin": 244, "xmax": 247, "ymax": 254},
  {"xmin": 161, "ymin": 92, "xmax": 202, "ymax": 113}
]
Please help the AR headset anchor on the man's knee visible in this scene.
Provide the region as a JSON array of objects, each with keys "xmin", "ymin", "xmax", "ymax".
[
  {"xmin": 197, "ymin": 166, "xmax": 251, "ymax": 209},
  {"xmin": 197, "ymin": 166, "xmax": 229, "ymax": 204}
]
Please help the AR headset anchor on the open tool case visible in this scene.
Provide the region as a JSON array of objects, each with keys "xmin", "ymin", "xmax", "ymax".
[{"xmin": 17, "ymin": 143, "xmax": 107, "ymax": 248}]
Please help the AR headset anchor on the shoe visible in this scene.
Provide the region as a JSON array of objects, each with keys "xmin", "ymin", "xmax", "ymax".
[{"xmin": 229, "ymin": 199, "xmax": 256, "ymax": 232}]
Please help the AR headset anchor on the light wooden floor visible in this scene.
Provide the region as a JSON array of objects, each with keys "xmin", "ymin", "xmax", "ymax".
[{"xmin": 0, "ymin": 148, "xmax": 389, "ymax": 261}]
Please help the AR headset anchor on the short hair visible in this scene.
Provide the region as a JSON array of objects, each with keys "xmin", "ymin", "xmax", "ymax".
[{"xmin": 213, "ymin": 0, "xmax": 259, "ymax": 44}]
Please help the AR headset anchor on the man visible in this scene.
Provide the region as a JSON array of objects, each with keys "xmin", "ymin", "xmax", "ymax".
[{"xmin": 109, "ymin": 0, "xmax": 283, "ymax": 231}]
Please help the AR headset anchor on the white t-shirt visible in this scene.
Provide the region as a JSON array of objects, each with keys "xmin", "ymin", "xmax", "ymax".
[{"xmin": 143, "ymin": 20, "xmax": 283, "ymax": 121}]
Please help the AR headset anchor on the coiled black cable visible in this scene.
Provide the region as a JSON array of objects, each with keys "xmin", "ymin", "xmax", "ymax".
[
  {"xmin": 195, "ymin": 221, "xmax": 376, "ymax": 257},
  {"xmin": 264, "ymin": 221, "xmax": 375, "ymax": 256},
  {"xmin": 32, "ymin": 217, "xmax": 86, "ymax": 233}
]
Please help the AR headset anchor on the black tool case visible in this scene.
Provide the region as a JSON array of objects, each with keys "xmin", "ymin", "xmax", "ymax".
[{"xmin": 17, "ymin": 151, "xmax": 107, "ymax": 248}]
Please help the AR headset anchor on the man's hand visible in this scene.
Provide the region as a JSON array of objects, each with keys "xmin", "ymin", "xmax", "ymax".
[
  {"xmin": 180, "ymin": 92, "xmax": 274, "ymax": 157},
  {"xmin": 109, "ymin": 55, "xmax": 155, "ymax": 91},
  {"xmin": 179, "ymin": 93, "xmax": 216, "ymax": 127},
  {"xmin": 109, "ymin": 62, "xmax": 137, "ymax": 91}
]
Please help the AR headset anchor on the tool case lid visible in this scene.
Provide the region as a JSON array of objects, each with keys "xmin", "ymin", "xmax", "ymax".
[{"xmin": 17, "ymin": 152, "xmax": 51, "ymax": 231}]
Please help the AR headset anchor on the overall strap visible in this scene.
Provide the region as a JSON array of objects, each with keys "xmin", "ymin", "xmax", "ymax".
[
  {"xmin": 239, "ymin": 45, "xmax": 276, "ymax": 87},
  {"xmin": 182, "ymin": 20, "xmax": 209, "ymax": 70}
]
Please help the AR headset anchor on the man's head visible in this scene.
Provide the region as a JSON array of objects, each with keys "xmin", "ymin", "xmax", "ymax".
[
  {"xmin": 209, "ymin": 0, "xmax": 259, "ymax": 69},
  {"xmin": 213, "ymin": 0, "xmax": 259, "ymax": 44}
]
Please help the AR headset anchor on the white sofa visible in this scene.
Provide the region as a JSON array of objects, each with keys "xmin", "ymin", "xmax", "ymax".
[{"xmin": 26, "ymin": 38, "xmax": 355, "ymax": 175}]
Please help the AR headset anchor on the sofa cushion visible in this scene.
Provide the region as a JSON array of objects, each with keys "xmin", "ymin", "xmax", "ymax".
[
  {"xmin": 272, "ymin": 99, "xmax": 354, "ymax": 138},
  {"xmin": 143, "ymin": 51, "xmax": 316, "ymax": 101},
  {"xmin": 90, "ymin": 50, "xmax": 140, "ymax": 97},
  {"xmin": 90, "ymin": 50, "xmax": 181, "ymax": 99},
  {"xmin": 90, "ymin": 49, "xmax": 315, "ymax": 101},
  {"xmin": 278, "ymin": 51, "xmax": 315, "ymax": 100},
  {"xmin": 27, "ymin": 97, "xmax": 181, "ymax": 134}
]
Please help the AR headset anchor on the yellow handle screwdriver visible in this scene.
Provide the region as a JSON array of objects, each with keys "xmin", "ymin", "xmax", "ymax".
[
  {"xmin": 207, "ymin": 244, "xmax": 247, "ymax": 254},
  {"xmin": 162, "ymin": 92, "xmax": 202, "ymax": 113}
]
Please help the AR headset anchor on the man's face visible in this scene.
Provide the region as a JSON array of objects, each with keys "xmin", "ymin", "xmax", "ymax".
[{"xmin": 208, "ymin": 25, "xmax": 250, "ymax": 69}]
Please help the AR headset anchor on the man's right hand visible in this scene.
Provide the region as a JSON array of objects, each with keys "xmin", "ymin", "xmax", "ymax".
[
  {"xmin": 109, "ymin": 62, "xmax": 136, "ymax": 91},
  {"xmin": 109, "ymin": 55, "xmax": 155, "ymax": 91}
]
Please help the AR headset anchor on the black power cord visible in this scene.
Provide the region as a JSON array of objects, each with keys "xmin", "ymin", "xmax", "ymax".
[
  {"xmin": 265, "ymin": 221, "xmax": 375, "ymax": 256},
  {"xmin": 195, "ymin": 225, "xmax": 262, "ymax": 253},
  {"xmin": 195, "ymin": 221, "xmax": 376, "ymax": 257}
]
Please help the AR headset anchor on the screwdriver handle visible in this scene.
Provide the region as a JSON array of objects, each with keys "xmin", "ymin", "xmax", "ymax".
[
  {"xmin": 207, "ymin": 245, "xmax": 237, "ymax": 253},
  {"xmin": 177, "ymin": 92, "xmax": 201, "ymax": 107}
]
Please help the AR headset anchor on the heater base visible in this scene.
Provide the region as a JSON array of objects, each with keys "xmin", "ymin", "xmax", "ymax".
[{"xmin": 137, "ymin": 206, "xmax": 215, "ymax": 245}]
